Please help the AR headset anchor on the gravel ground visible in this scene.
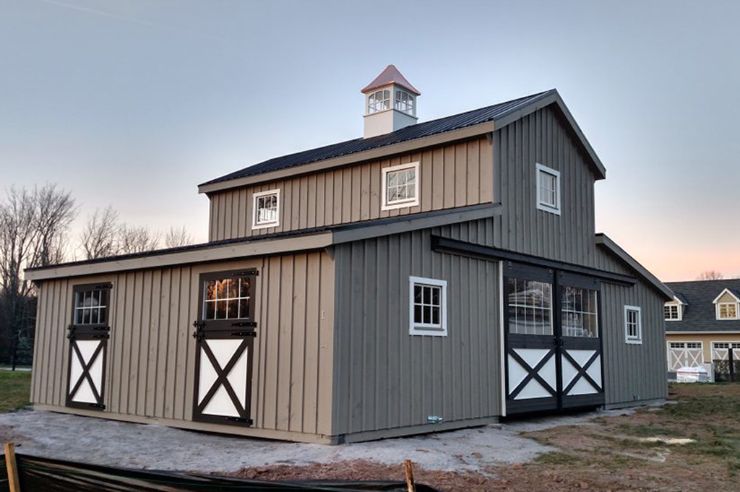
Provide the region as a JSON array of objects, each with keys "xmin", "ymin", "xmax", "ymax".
[{"xmin": 0, "ymin": 408, "xmax": 636, "ymax": 474}]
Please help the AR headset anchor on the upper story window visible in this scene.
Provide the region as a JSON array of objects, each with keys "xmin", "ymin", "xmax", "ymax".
[
  {"xmin": 252, "ymin": 189, "xmax": 280, "ymax": 229},
  {"xmin": 73, "ymin": 284, "xmax": 111, "ymax": 326},
  {"xmin": 664, "ymin": 303, "xmax": 682, "ymax": 321},
  {"xmin": 381, "ymin": 162, "xmax": 419, "ymax": 210},
  {"xmin": 409, "ymin": 276, "xmax": 447, "ymax": 336},
  {"xmin": 536, "ymin": 163, "xmax": 561, "ymax": 215},
  {"xmin": 624, "ymin": 305, "xmax": 642, "ymax": 344},
  {"xmin": 367, "ymin": 89, "xmax": 391, "ymax": 114},
  {"xmin": 713, "ymin": 288, "xmax": 740, "ymax": 320},
  {"xmin": 394, "ymin": 89, "xmax": 415, "ymax": 115},
  {"xmin": 718, "ymin": 303, "xmax": 738, "ymax": 319}
]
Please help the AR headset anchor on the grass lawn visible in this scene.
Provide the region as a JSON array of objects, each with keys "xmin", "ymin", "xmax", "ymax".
[{"xmin": 0, "ymin": 370, "xmax": 31, "ymax": 413}]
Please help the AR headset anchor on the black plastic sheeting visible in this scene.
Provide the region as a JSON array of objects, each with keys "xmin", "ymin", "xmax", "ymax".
[{"xmin": 1, "ymin": 453, "xmax": 437, "ymax": 492}]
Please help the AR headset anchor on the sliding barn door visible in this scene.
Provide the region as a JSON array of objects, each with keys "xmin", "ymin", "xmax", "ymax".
[
  {"xmin": 558, "ymin": 273, "xmax": 604, "ymax": 409},
  {"xmin": 193, "ymin": 270, "xmax": 257, "ymax": 426},
  {"xmin": 504, "ymin": 264, "xmax": 604, "ymax": 415},
  {"xmin": 66, "ymin": 284, "xmax": 111, "ymax": 410}
]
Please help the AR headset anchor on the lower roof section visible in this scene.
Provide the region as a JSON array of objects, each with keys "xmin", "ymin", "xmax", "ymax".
[
  {"xmin": 25, "ymin": 203, "xmax": 500, "ymax": 281},
  {"xmin": 595, "ymin": 233, "xmax": 674, "ymax": 301}
]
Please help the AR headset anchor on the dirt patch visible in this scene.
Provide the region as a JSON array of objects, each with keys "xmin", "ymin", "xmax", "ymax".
[{"xmin": 228, "ymin": 384, "xmax": 740, "ymax": 491}]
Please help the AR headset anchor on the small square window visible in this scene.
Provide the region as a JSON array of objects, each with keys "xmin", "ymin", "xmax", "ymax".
[
  {"xmin": 717, "ymin": 302, "xmax": 738, "ymax": 320},
  {"xmin": 367, "ymin": 89, "xmax": 391, "ymax": 114},
  {"xmin": 252, "ymin": 189, "xmax": 280, "ymax": 229},
  {"xmin": 72, "ymin": 285, "xmax": 111, "ymax": 327},
  {"xmin": 382, "ymin": 162, "xmax": 419, "ymax": 210},
  {"xmin": 536, "ymin": 163, "xmax": 561, "ymax": 215},
  {"xmin": 409, "ymin": 276, "xmax": 447, "ymax": 336},
  {"xmin": 624, "ymin": 305, "xmax": 642, "ymax": 344}
]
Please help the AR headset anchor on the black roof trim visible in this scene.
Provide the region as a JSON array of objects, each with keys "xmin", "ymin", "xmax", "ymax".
[{"xmin": 200, "ymin": 90, "xmax": 558, "ymax": 187}]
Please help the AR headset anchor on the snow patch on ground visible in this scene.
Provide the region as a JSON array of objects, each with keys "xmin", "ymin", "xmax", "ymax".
[{"xmin": 0, "ymin": 408, "xmax": 637, "ymax": 473}]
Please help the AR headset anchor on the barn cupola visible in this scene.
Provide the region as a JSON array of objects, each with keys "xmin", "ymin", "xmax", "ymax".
[{"xmin": 361, "ymin": 65, "xmax": 420, "ymax": 138}]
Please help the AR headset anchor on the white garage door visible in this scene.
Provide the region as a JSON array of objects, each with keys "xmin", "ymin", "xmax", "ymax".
[{"xmin": 667, "ymin": 341, "xmax": 703, "ymax": 371}]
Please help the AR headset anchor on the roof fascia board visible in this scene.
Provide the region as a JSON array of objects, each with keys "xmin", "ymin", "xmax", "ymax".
[
  {"xmin": 331, "ymin": 203, "xmax": 501, "ymax": 245},
  {"xmin": 25, "ymin": 233, "xmax": 334, "ymax": 281},
  {"xmin": 595, "ymin": 233, "xmax": 674, "ymax": 300},
  {"xmin": 431, "ymin": 235, "xmax": 637, "ymax": 285},
  {"xmin": 198, "ymin": 121, "xmax": 495, "ymax": 194},
  {"xmin": 492, "ymin": 92, "xmax": 607, "ymax": 180}
]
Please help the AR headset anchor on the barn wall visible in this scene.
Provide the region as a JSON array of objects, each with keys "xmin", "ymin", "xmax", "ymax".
[
  {"xmin": 208, "ymin": 136, "xmax": 494, "ymax": 241},
  {"xmin": 331, "ymin": 229, "xmax": 501, "ymax": 437},
  {"xmin": 31, "ymin": 251, "xmax": 335, "ymax": 438},
  {"xmin": 600, "ymin": 280, "xmax": 668, "ymax": 406}
]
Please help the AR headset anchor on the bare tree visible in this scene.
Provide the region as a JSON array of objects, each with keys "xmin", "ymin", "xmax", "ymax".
[
  {"xmin": 0, "ymin": 185, "xmax": 75, "ymax": 369},
  {"xmin": 698, "ymin": 270, "xmax": 724, "ymax": 280},
  {"xmin": 80, "ymin": 207, "xmax": 120, "ymax": 260},
  {"xmin": 118, "ymin": 224, "xmax": 160, "ymax": 254},
  {"xmin": 164, "ymin": 226, "xmax": 194, "ymax": 248}
]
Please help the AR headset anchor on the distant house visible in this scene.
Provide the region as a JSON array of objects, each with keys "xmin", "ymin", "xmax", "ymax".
[
  {"xmin": 664, "ymin": 279, "xmax": 740, "ymax": 374},
  {"xmin": 25, "ymin": 65, "xmax": 672, "ymax": 443}
]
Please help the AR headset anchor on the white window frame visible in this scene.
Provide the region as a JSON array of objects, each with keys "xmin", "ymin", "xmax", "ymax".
[
  {"xmin": 664, "ymin": 302, "xmax": 682, "ymax": 321},
  {"xmin": 712, "ymin": 288, "xmax": 740, "ymax": 320},
  {"xmin": 624, "ymin": 305, "xmax": 642, "ymax": 344},
  {"xmin": 409, "ymin": 276, "xmax": 447, "ymax": 337},
  {"xmin": 252, "ymin": 189, "xmax": 280, "ymax": 229},
  {"xmin": 367, "ymin": 88, "xmax": 391, "ymax": 114},
  {"xmin": 535, "ymin": 163, "xmax": 561, "ymax": 215},
  {"xmin": 381, "ymin": 162, "xmax": 420, "ymax": 211},
  {"xmin": 716, "ymin": 302, "xmax": 739, "ymax": 320}
]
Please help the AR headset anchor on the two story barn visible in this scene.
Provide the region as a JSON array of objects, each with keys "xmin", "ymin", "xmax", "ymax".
[{"xmin": 26, "ymin": 66, "xmax": 673, "ymax": 443}]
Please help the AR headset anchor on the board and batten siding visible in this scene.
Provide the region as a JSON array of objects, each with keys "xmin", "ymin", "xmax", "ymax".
[
  {"xmin": 30, "ymin": 251, "xmax": 336, "ymax": 440},
  {"xmin": 600, "ymin": 280, "xmax": 668, "ymax": 406},
  {"xmin": 331, "ymin": 228, "xmax": 501, "ymax": 438},
  {"xmin": 207, "ymin": 136, "xmax": 494, "ymax": 241}
]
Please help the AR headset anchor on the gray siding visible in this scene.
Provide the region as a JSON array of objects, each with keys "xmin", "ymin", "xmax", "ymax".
[
  {"xmin": 601, "ymin": 280, "xmax": 668, "ymax": 405},
  {"xmin": 31, "ymin": 252, "xmax": 336, "ymax": 438},
  {"xmin": 208, "ymin": 136, "xmax": 494, "ymax": 241},
  {"xmin": 332, "ymin": 229, "xmax": 501, "ymax": 436}
]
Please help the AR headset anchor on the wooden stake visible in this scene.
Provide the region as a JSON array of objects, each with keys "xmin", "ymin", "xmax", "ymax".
[
  {"xmin": 403, "ymin": 459, "xmax": 415, "ymax": 492},
  {"xmin": 4, "ymin": 442, "xmax": 21, "ymax": 492}
]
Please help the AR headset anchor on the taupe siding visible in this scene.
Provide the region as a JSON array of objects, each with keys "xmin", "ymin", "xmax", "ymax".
[
  {"xmin": 601, "ymin": 281, "xmax": 667, "ymax": 405},
  {"xmin": 208, "ymin": 136, "xmax": 494, "ymax": 241},
  {"xmin": 31, "ymin": 251, "xmax": 335, "ymax": 437},
  {"xmin": 331, "ymin": 229, "xmax": 501, "ymax": 436}
]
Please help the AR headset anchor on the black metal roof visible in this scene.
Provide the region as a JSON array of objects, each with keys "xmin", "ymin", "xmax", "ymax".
[
  {"xmin": 665, "ymin": 279, "xmax": 740, "ymax": 332},
  {"xmin": 200, "ymin": 90, "xmax": 553, "ymax": 187}
]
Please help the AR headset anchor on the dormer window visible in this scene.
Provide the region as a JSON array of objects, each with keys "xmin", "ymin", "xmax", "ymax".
[
  {"xmin": 713, "ymin": 288, "xmax": 740, "ymax": 320},
  {"xmin": 367, "ymin": 89, "xmax": 391, "ymax": 114},
  {"xmin": 394, "ymin": 89, "xmax": 415, "ymax": 116},
  {"xmin": 664, "ymin": 304, "xmax": 681, "ymax": 320}
]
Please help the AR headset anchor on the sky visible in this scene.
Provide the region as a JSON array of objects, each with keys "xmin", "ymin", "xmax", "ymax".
[{"xmin": 1, "ymin": 0, "xmax": 739, "ymax": 281}]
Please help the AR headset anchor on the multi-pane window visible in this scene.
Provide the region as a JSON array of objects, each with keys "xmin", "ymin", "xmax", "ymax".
[
  {"xmin": 409, "ymin": 277, "xmax": 447, "ymax": 336},
  {"xmin": 73, "ymin": 286, "xmax": 110, "ymax": 326},
  {"xmin": 203, "ymin": 276, "xmax": 253, "ymax": 321},
  {"xmin": 394, "ymin": 90, "xmax": 415, "ymax": 115},
  {"xmin": 664, "ymin": 304, "xmax": 681, "ymax": 320},
  {"xmin": 624, "ymin": 306, "xmax": 642, "ymax": 344},
  {"xmin": 561, "ymin": 287, "xmax": 599, "ymax": 337},
  {"xmin": 382, "ymin": 162, "xmax": 419, "ymax": 210},
  {"xmin": 367, "ymin": 89, "xmax": 391, "ymax": 114},
  {"xmin": 252, "ymin": 190, "xmax": 279, "ymax": 229},
  {"xmin": 507, "ymin": 278, "xmax": 553, "ymax": 336},
  {"xmin": 717, "ymin": 302, "xmax": 738, "ymax": 319},
  {"xmin": 536, "ymin": 163, "xmax": 560, "ymax": 214}
]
